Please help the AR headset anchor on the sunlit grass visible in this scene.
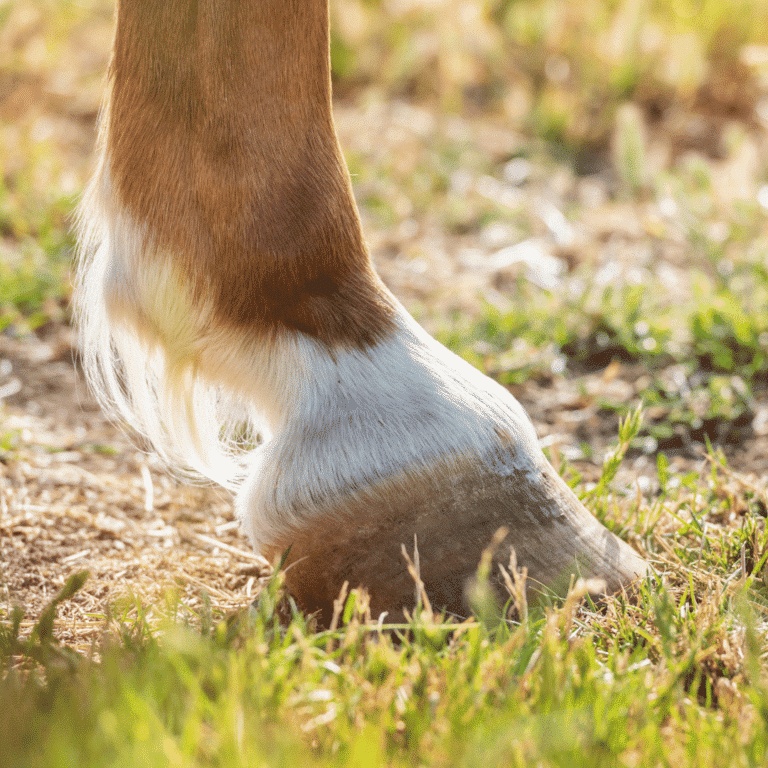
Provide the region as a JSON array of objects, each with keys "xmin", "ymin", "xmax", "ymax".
[
  {"xmin": 3, "ymin": 412, "xmax": 768, "ymax": 767},
  {"xmin": 3, "ymin": 434, "xmax": 768, "ymax": 768}
]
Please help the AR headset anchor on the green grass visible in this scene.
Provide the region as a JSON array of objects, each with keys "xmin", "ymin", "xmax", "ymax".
[
  {"xmin": 3, "ymin": 466, "xmax": 768, "ymax": 768},
  {"xmin": 0, "ymin": 158, "xmax": 76, "ymax": 331},
  {"xmin": 3, "ymin": 415, "xmax": 768, "ymax": 767},
  {"xmin": 438, "ymin": 250, "xmax": 768, "ymax": 455},
  {"xmin": 3, "ymin": 0, "xmax": 768, "ymax": 765}
]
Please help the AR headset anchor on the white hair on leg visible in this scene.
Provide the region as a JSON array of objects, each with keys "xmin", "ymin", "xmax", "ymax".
[{"xmin": 75, "ymin": 165, "xmax": 264, "ymax": 489}]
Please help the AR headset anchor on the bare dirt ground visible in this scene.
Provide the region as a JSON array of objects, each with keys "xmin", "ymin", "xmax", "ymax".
[{"xmin": 0, "ymin": 325, "xmax": 273, "ymax": 650}]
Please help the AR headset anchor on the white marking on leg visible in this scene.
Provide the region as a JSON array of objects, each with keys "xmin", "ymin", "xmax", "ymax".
[{"xmin": 236, "ymin": 307, "xmax": 550, "ymax": 552}]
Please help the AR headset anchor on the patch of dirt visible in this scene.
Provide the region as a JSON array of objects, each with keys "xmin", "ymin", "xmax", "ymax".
[{"xmin": 0, "ymin": 328, "xmax": 271, "ymax": 650}]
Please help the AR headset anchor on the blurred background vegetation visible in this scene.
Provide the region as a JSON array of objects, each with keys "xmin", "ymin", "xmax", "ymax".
[
  {"xmin": 330, "ymin": 0, "xmax": 768, "ymax": 157},
  {"xmin": 1, "ymin": 0, "xmax": 767, "ymax": 311},
  {"xmin": 0, "ymin": 0, "xmax": 767, "ymax": 462}
]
